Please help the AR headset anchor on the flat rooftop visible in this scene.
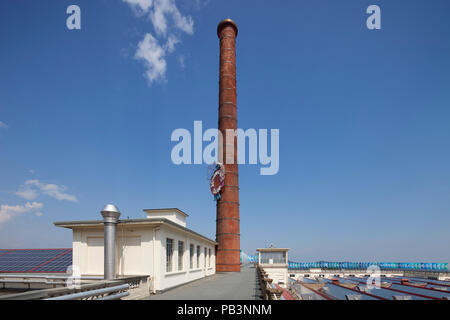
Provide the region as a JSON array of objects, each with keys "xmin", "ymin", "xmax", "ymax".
[{"xmin": 144, "ymin": 264, "xmax": 261, "ymax": 300}]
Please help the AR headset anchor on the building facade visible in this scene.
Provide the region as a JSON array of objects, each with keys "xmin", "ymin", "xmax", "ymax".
[
  {"xmin": 257, "ymin": 247, "xmax": 290, "ymax": 287},
  {"xmin": 55, "ymin": 208, "xmax": 216, "ymax": 292}
]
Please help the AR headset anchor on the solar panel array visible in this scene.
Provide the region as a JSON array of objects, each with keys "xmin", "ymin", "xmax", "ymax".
[
  {"xmin": 0, "ymin": 249, "xmax": 72, "ymax": 273},
  {"xmin": 0, "ymin": 250, "xmax": 11, "ymax": 256}
]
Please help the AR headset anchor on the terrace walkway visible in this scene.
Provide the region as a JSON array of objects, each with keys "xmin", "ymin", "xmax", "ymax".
[{"xmin": 144, "ymin": 264, "xmax": 261, "ymax": 300}]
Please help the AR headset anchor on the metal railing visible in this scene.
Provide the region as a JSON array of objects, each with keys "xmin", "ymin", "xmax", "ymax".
[
  {"xmin": 0, "ymin": 275, "xmax": 147, "ymax": 300},
  {"xmin": 256, "ymin": 266, "xmax": 284, "ymax": 300},
  {"xmin": 44, "ymin": 284, "xmax": 130, "ymax": 300},
  {"xmin": 0, "ymin": 274, "xmax": 104, "ymax": 289}
]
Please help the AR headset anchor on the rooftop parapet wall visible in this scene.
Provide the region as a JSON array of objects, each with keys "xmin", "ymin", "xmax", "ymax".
[{"xmin": 144, "ymin": 208, "xmax": 188, "ymax": 228}]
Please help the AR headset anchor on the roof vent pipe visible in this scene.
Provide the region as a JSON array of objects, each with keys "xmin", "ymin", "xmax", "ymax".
[{"xmin": 101, "ymin": 204, "xmax": 121, "ymax": 280}]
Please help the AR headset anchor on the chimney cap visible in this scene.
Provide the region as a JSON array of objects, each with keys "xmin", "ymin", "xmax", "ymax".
[
  {"xmin": 217, "ymin": 19, "xmax": 238, "ymax": 38},
  {"xmin": 101, "ymin": 204, "xmax": 121, "ymax": 214},
  {"xmin": 101, "ymin": 204, "xmax": 121, "ymax": 223}
]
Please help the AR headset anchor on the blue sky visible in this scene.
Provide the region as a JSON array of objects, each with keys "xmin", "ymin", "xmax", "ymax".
[{"xmin": 1, "ymin": 0, "xmax": 449, "ymax": 263}]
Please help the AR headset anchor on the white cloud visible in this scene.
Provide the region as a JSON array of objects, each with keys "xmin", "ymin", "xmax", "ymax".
[
  {"xmin": 165, "ymin": 35, "xmax": 180, "ymax": 54},
  {"xmin": 15, "ymin": 179, "xmax": 78, "ymax": 202},
  {"xmin": 122, "ymin": 0, "xmax": 195, "ymax": 85},
  {"xmin": 149, "ymin": 0, "xmax": 194, "ymax": 36},
  {"xmin": 123, "ymin": 0, "xmax": 153, "ymax": 13},
  {"xmin": 178, "ymin": 55, "xmax": 185, "ymax": 69},
  {"xmin": 191, "ymin": 0, "xmax": 210, "ymax": 10},
  {"xmin": 123, "ymin": 0, "xmax": 193, "ymax": 35},
  {"xmin": 15, "ymin": 187, "xmax": 38, "ymax": 201},
  {"xmin": 0, "ymin": 202, "xmax": 43, "ymax": 225},
  {"xmin": 35, "ymin": 212, "xmax": 43, "ymax": 217},
  {"xmin": 0, "ymin": 121, "xmax": 8, "ymax": 129},
  {"xmin": 135, "ymin": 33, "xmax": 167, "ymax": 84}
]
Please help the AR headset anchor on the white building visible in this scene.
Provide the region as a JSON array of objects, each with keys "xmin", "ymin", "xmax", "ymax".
[
  {"xmin": 54, "ymin": 208, "xmax": 216, "ymax": 293},
  {"xmin": 257, "ymin": 247, "xmax": 289, "ymax": 287}
]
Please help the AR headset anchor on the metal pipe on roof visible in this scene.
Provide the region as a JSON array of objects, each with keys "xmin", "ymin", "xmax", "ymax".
[
  {"xmin": 95, "ymin": 291, "xmax": 130, "ymax": 300},
  {"xmin": 44, "ymin": 283, "xmax": 129, "ymax": 300},
  {"xmin": 101, "ymin": 204, "xmax": 121, "ymax": 280}
]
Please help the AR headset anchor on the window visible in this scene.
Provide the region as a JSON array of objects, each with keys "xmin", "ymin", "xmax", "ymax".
[
  {"xmin": 178, "ymin": 241, "xmax": 184, "ymax": 271},
  {"xmin": 166, "ymin": 238, "xmax": 173, "ymax": 272},
  {"xmin": 189, "ymin": 244, "xmax": 194, "ymax": 269},
  {"xmin": 260, "ymin": 251, "xmax": 286, "ymax": 264},
  {"xmin": 196, "ymin": 245, "xmax": 200, "ymax": 268},
  {"xmin": 204, "ymin": 248, "xmax": 207, "ymax": 268},
  {"xmin": 208, "ymin": 248, "xmax": 211, "ymax": 267}
]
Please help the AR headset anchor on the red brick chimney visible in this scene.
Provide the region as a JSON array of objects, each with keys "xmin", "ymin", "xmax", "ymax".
[{"xmin": 216, "ymin": 19, "xmax": 240, "ymax": 272}]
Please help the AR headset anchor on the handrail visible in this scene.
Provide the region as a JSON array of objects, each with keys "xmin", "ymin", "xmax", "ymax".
[
  {"xmin": 44, "ymin": 284, "xmax": 130, "ymax": 300},
  {"xmin": 96, "ymin": 291, "xmax": 130, "ymax": 300},
  {"xmin": 0, "ymin": 275, "xmax": 147, "ymax": 300},
  {"xmin": 0, "ymin": 280, "xmax": 123, "ymax": 300}
]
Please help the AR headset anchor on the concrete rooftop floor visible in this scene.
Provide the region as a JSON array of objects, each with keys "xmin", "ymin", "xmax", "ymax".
[{"xmin": 144, "ymin": 264, "xmax": 261, "ymax": 300}]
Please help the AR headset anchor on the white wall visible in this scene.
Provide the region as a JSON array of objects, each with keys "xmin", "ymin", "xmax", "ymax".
[
  {"xmin": 71, "ymin": 224, "xmax": 215, "ymax": 292},
  {"xmin": 87, "ymin": 237, "xmax": 103, "ymax": 275},
  {"xmin": 72, "ymin": 227, "xmax": 155, "ymax": 277},
  {"xmin": 146, "ymin": 211, "xmax": 187, "ymax": 227},
  {"xmin": 261, "ymin": 266, "xmax": 289, "ymax": 287},
  {"xmin": 158, "ymin": 225, "xmax": 215, "ymax": 291}
]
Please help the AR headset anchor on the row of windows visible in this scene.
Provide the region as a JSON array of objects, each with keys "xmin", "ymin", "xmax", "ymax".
[{"xmin": 166, "ymin": 238, "xmax": 213, "ymax": 273}]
